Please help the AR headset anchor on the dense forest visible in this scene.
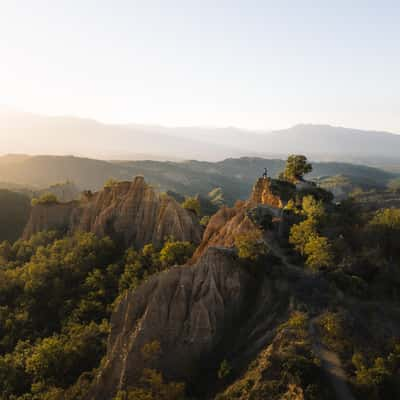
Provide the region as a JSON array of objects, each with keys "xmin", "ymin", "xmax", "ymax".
[
  {"xmin": 0, "ymin": 190, "xmax": 30, "ymax": 243},
  {"xmin": 0, "ymin": 155, "xmax": 399, "ymax": 400},
  {"xmin": 0, "ymin": 231, "xmax": 195, "ymax": 399}
]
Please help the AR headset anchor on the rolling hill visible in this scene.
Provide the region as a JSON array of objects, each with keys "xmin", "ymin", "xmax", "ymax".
[
  {"xmin": 0, "ymin": 155, "xmax": 394, "ymax": 205},
  {"xmin": 1, "ymin": 109, "xmax": 400, "ymax": 163}
]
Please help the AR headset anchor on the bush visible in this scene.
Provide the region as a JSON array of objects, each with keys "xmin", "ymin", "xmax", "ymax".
[
  {"xmin": 104, "ymin": 178, "xmax": 119, "ymax": 188},
  {"xmin": 159, "ymin": 241, "xmax": 195, "ymax": 267},
  {"xmin": 218, "ymin": 359, "xmax": 232, "ymax": 380},
  {"xmin": 304, "ymin": 235, "xmax": 334, "ymax": 270},
  {"xmin": 302, "ymin": 195, "xmax": 325, "ymax": 221},
  {"xmin": 200, "ymin": 215, "xmax": 210, "ymax": 227},
  {"xmin": 235, "ymin": 230, "xmax": 268, "ymax": 261},
  {"xmin": 31, "ymin": 193, "xmax": 58, "ymax": 206},
  {"xmin": 289, "ymin": 219, "xmax": 317, "ymax": 256},
  {"xmin": 352, "ymin": 345, "xmax": 400, "ymax": 400},
  {"xmin": 280, "ymin": 155, "xmax": 312, "ymax": 182},
  {"xmin": 368, "ymin": 209, "xmax": 400, "ymax": 258},
  {"xmin": 181, "ymin": 197, "xmax": 201, "ymax": 216}
]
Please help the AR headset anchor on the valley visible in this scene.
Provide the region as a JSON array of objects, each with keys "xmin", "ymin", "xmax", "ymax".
[{"xmin": 1, "ymin": 155, "xmax": 399, "ymax": 400}]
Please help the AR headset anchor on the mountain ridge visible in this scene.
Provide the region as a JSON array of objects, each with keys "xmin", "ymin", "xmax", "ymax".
[{"xmin": 1, "ymin": 109, "xmax": 400, "ymax": 162}]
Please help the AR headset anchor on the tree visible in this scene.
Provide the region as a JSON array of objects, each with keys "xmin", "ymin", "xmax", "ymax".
[
  {"xmin": 31, "ymin": 193, "xmax": 59, "ymax": 206},
  {"xmin": 208, "ymin": 187, "xmax": 225, "ymax": 206},
  {"xmin": 181, "ymin": 197, "xmax": 201, "ymax": 216},
  {"xmin": 113, "ymin": 342, "xmax": 185, "ymax": 400},
  {"xmin": 104, "ymin": 178, "xmax": 119, "ymax": 188},
  {"xmin": 119, "ymin": 245, "xmax": 161, "ymax": 292},
  {"xmin": 159, "ymin": 241, "xmax": 195, "ymax": 267},
  {"xmin": 113, "ymin": 369, "xmax": 185, "ymax": 400},
  {"xmin": 218, "ymin": 359, "xmax": 232, "ymax": 380},
  {"xmin": 141, "ymin": 340, "xmax": 161, "ymax": 362},
  {"xmin": 289, "ymin": 219, "xmax": 317, "ymax": 256},
  {"xmin": 304, "ymin": 235, "xmax": 333, "ymax": 270},
  {"xmin": 200, "ymin": 215, "xmax": 210, "ymax": 227},
  {"xmin": 280, "ymin": 155, "xmax": 312, "ymax": 182},
  {"xmin": 367, "ymin": 208, "xmax": 400, "ymax": 260},
  {"xmin": 234, "ymin": 230, "xmax": 268, "ymax": 261},
  {"xmin": 301, "ymin": 195, "xmax": 325, "ymax": 221}
]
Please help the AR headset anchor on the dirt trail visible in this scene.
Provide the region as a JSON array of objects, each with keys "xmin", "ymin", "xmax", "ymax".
[
  {"xmin": 266, "ymin": 235, "xmax": 307, "ymax": 276},
  {"xmin": 309, "ymin": 320, "xmax": 356, "ymax": 400},
  {"xmin": 264, "ymin": 219, "xmax": 355, "ymax": 400},
  {"xmin": 265, "ymin": 232, "xmax": 355, "ymax": 400}
]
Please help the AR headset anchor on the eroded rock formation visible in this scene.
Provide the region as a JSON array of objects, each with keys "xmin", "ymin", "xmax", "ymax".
[
  {"xmin": 23, "ymin": 176, "xmax": 202, "ymax": 247},
  {"xmin": 192, "ymin": 178, "xmax": 294, "ymax": 260},
  {"xmin": 192, "ymin": 204, "xmax": 259, "ymax": 260},
  {"xmin": 86, "ymin": 243, "xmax": 331, "ymax": 399},
  {"xmin": 86, "ymin": 247, "xmax": 256, "ymax": 399},
  {"xmin": 250, "ymin": 177, "xmax": 296, "ymax": 208},
  {"xmin": 84, "ymin": 175, "xmax": 337, "ymax": 399}
]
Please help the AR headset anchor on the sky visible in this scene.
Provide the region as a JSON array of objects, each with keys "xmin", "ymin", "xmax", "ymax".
[{"xmin": 0, "ymin": 0, "xmax": 399, "ymax": 131}]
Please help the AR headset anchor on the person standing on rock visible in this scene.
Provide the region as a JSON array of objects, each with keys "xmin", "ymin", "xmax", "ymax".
[{"xmin": 263, "ymin": 168, "xmax": 268, "ymax": 179}]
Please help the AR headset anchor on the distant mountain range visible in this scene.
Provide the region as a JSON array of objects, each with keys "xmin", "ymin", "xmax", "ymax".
[
  {"xmin": 1, "ymin": 108, "xmax": 400, "ymax": 163},
  {"xmin": 0, "ymin": 154, "xmax": 395, "ymax": 205}
]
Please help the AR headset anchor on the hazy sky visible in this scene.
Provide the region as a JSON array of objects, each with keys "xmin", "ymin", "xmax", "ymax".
[{"xmin": 1, "ymin": 0, "xmax": 399, "ymax": 131}]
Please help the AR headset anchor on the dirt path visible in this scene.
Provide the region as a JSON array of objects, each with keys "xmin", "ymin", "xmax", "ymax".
[
  {"xmin": 265, "ymin": 235, "xmax": 308, "ymax": 275},
  {"xmin": 309, "ymin": 320, "xmax": 356, "ymax": 400},
  {"xmin": 264, "ymin": 227, "xmax": 355, "ymax": 400}
]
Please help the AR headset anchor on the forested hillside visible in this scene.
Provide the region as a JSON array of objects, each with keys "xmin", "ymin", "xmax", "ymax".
[
  {"xmin": 0, "ymin": 190, "xmax": 30, "ymax": 242},
  {"xmin": 0, "ymin": 156, "xmax": 399, "ymax": 400},
  {"xmin": 0, "ymin": 155, "xmax": 395, "ymax": 205}
]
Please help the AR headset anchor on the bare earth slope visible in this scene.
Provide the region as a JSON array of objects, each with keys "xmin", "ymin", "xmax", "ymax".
[
  {"xmin": 86, "ymin": 247, "xmax": 256, "ymax": 399},
  {"xmin": 23, "ymin": 176, "xmax": 202, "ymax": 248}
]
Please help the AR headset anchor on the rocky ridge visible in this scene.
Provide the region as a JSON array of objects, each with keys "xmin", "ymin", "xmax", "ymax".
[
  {"xmin": 86, "ymin": 247, "xmax": 256, "ymax": 399},
  {"xmin": 193, "ymin": 177, "xmax": 294, "ymax": 260},
  {"xmin": 23, "ymin": 176, "xmax": 202, "ymax": 248},
  {"xmin": 85, "ymin": 175, "xmax": 313, "ymax": 399}
]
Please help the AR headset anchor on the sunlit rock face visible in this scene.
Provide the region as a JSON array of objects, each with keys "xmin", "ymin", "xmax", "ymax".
[
  {"xmin": 250, "ymin": 177, "xmax": 296, "ymax": 208},
  {"xmin": 23, "ymin": 176, "xmax": 202, "ymax": 248},
  {"xmin": 191, "ymin": 203, "xmax": 258, "ymax": 260},
  {"xmin": 192, "ymin": 177, "xmax": 295, "ymax": 260}
]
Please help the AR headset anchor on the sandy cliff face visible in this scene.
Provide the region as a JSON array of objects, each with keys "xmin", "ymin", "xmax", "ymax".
[
  {"xmin": 250, "ymin": 177, "xmax": 296, "ymax": 208},
  {"xmin": 22, "ymin": 202, "xmax": 79, "ymax": 239},
  {"xmin": 23, "ymin": 176, "xmax": 202, "ymax": 247},
  {"xmin": 86, "ymin": 245, "xmax": 331, "ymax": 400},
  {"xmin": 192, "ymin": 204, "xmax": 258, "ymax": 260},
  {"xmin": 84, "ymin": 177, "xmax": 338, "ymax": 399},
  {"xmin": 86, "ymin": 247, "xmax": 256, "ymax": 399},
  {"xmin": 192, "ymin": 178, "xmax": 293, "ymax": 260}
]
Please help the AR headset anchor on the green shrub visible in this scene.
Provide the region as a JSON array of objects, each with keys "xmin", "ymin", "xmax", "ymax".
[
  {"xmin": 280, "ymin": 155, "xmax": 312, "ymax": 182},
  {"xmin": 235, "ymin": 230, "xmax": 268, "ymax": 261},
  {"xmin": 218, "ymin": 359, "xmax": 232, "ymax": 380},
  {"xmin": 159, "ymin": 241, "xmax": 195, "ymax": 267},
  {"xmin": 181, "ymin": 196, "xmax": 201, "ymax": 216},
  {"xmin": 31, "ymin": 193, "xmax": 58, "ymax": 206}
]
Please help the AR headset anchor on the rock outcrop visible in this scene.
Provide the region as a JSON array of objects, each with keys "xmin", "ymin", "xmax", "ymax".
[
  {"xmin": 192, "ymin": 178, "xmax": 295, "ymax": 260},
  {"xmin": 84, "ymin": 176, "xmax": 338, "ymax": 399},
  {"xmin": 23, "ymin": 177, "xmax": 202, "ymax": 247},
  {"xmin": 250, "ymin": 177, "xmax": 296, "ymax": 208},
  {"xmin": 36, "ymin": 181, "xmax": 81, "ymax": 202},
  {"xmin": 22, "ymin": 202, "xmax": 79, "ymax": 238},
  {"xmin": 86, "ymin": 244, "xmax": 331, "ymax": 399},
  {"xmin": 192, "ymin": 204, "xmax": 258, "ymax": 260},
  {"xmin": 86, "ymin": 247, "xmax": 256, "ymax": 399}
]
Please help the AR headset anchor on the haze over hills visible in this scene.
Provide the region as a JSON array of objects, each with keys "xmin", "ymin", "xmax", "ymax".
[
  {"xmin": 0, "ymin": 154, "xmax": 395, "ymax": 205},
  {"xmin": 2, "ymin": 108, "xmax": 400, "ymax": 163}
]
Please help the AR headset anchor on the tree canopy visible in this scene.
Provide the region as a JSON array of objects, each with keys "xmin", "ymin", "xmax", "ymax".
[
  {"xmin": 280, "ymin": 155, "xmax": 312, "ymax": 182},
  {"xmin": 182, "ymin": 197, "xmax": 201, "ymax": 216}
]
